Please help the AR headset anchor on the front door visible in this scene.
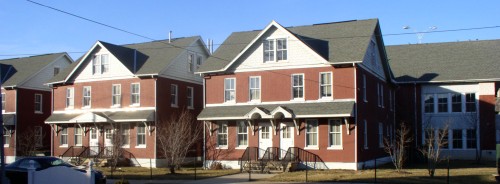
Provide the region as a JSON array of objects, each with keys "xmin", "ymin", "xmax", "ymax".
[
  {"xmin": 89, "ymin": 128, "xmax": 99, "ymax": 155},
  {"xmin": 104, "ymin": 127, "xmax": 113, "ymax": 156},
  {"xmin": 259, "ymin": 123, "xmax": 273, "ymax": 158},
  {"xmin": 280, "ymin": 122, "xmax": 294, "ymax": 158}
]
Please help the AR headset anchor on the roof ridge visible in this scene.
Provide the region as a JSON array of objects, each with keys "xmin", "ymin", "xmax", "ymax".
[
  {"xmin": 0, "ymin": 52, "xmax": 65, "ymax": 61},
  {"xmin": 387, "ymin": 39, "xmax": 500, "ymax": 47},
  {"xmin": 121, "ymin": 36, "xmax": 199, "ymax": 47}
]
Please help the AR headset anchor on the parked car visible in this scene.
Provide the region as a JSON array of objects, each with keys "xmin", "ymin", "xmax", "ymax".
[{"xmin": 5, "ymin": 156, "xmax": 106, "ymax": 184}]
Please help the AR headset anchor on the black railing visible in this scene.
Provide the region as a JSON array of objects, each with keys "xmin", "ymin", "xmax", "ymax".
[
  {"xmin": 261, "ymin": 147, "xmax": 280, "ymax": 161},
  {"xmin": 281, "ymin": 147, "xmax": 328, "ymax": 170},
  {"xmin": 122, "ymin": 149, "xmax": 141, "ymax": 167},
  {"xmin": 239, "ymin": 147, "xmax": 261, "ymax": 172},
  {"xmin": 59, "ymin": 146, "xmax": 86, "ymax": 163}
]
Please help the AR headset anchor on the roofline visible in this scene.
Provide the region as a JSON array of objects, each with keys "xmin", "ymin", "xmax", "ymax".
[
  {"xmin": 395, "ymin": 78, "xmax": 500, "ymax": 84},
  {"xmin": 64, "ymin": 41, "xmax": 102, "ymax": 83},
  {"xmin": 15, "ymin": 53, "xmax": 72, "ymax": 88},
  {"xmin": 197, "ymin": 113, "xmax": 352, "ymax": 121}
]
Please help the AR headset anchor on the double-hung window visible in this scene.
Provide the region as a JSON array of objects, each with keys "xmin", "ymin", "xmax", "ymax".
[
  {"xmin": 101, "ymin": 54, "xmax": 109, "ymax": 73},
  {"xmin": 53, "ymin": 67, "xmax": 60, "ymax": 76},
  {"xmin": 188, "ymin": 54, "xmax": 194, "ymax": 73},
  {"xmin": 263, "ymin": 40, "xmax": 275, "ymax": 62},
  {"xmin": 66, "ymin": 88, "xmax": 74, "ymax": 108},
  {"xmin": 187, "ymin": 87, "xmax": 194, "ymax": 109},
  {"xmin": 74, "ymin": 126, "xmax": 82, "ymax": 146},
  {"xmin": 451, "ymin": 93, "xmax": 462, "ymax": 112},
  {"xmin": 452, "ymin": 129, "xmax": 463, "ymax": 149},
  {"xmin": 292, "ymin": 74, "xmax": 304, "ymax": 99},
  {"xmin": 171, "ymin": 84, "xmax": 178, "ymax": 107},
  {"xmin": 467, "ymin": 129, "xmax": 477, "ymax": 149},
  {"xmin": 35, "ymin": 126, "xmax": 42, "ymax": 147},
  {"xmin": 263, "ymin": 39, "xmax": 287, "ymax": 62},
  {"xmin": 112, "ymin": 84, "xmax": 121, "ymax": 107},
  {"xmin": 465, "ymin": 93, "xmax": 476, "ymax": 112},
  {"xmin": 131, "ymin": 83, "xmax": 140, "ymax": 105},
  {"xmin": 249, "ymin": 76, "xmax": 261, "ymax": 101},
  {"xmin": 437, "ymin": 94, "xmax": 448, "ymax": 113},
  {"xmin": 320, "ymin": 72, "xmax": 332, "ymax": 98},
  {"xmin": 276, "ymin": 39, "xmax": 287, "ymax": 61},
  {"xmin": 3, "ymin": 129, "xmax": 9, "ymax": 146},
  {"xmin": 196, "ymin": 56, "xmax": 202, "ymax": 70},
  {"xmin": 217, "ymin": 122, "xmax": 228, "ymax": 148},
  {"xmin": 60, "ymin": 125, "xmax": 68, "ymax": 146},
  {"xmin": 224, "ymin": 78, "xmax": 236, "ymax": 103},
  {"xmin": 92, "ymin": 55, "xmax": 101, "ymax": 74},
  {"xmin": 424, "ymin": 94, "xmax": 434, "ymax": 113},
  {"xmin": 121, "ymin": 124, "xmax": 130, "ymax": 147},
  {"xmin": 237, "ymin": 121, "xmax": 248, "ymax": 147},
  {"xmin": 329, "ymin": 119, "xmax": 342, "ymax": 148},
  {"xmin": 1, "ymin": 93, "xmax": 5, "ymax": 111},
  {"xmin": 378, "ymin": 123, "xmax": 384, "ymax": 148},
  {"xmin": 136, "ymin": 123, "xmax": 146, "ymax": 147},
  {"xmin": 377, "ymin": 83, "xmax": 384, "ymax": 107},
  {"xmin": 305, "ymin": 119, "xmax": 318, "ymax": 148},
  {"xmin": 83, "ymin": 86, "xmax": 91, "ymax": 108},
  {"xmin": 34, "ymin": 94, "xmax": 42, "ymax": 113}
]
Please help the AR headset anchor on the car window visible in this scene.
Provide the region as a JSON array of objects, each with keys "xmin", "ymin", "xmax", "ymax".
[
  {"xmin": 51, "ymin": 159, "xmax": 66, "ymax": 166},
  {"xmin": 18, "ymin": 160, "xmax": 41, "ymax": 169}
]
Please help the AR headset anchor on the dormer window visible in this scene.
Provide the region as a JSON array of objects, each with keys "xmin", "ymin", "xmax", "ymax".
[
  {"xmin": 92, "ymin": 54, "xmax": 109, "ymax": 75},
  {"xmin": 263, "ymin": 38, "xmax": 287, "ymax": 62}
]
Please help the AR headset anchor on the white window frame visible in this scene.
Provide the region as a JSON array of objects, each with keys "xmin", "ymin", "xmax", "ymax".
[
  {"xmin": 187, "ymin": 87, "xmax": 194, "ymax": 109},
  {"xmin": 224, "ymin": 78, "xmax": 236, "ymax": 103},
  {"xmin": 328, "ymin": 119, "xmax": 342, "ymax": 149},
  {"xmin": 136, "ymin": 123, "xmax": 146, "ymax": 148},
  {"xmin": 363, "ymin": 74, "xmax": 367, "ymax": 102},
  {"xmin": 1, "ymin": 93, "xmax": 5, "ymax": 113},
  {"xmin": 217, "ymin": 122, "xmax": 228, "ymax": 148},
  {"xmin": 121, "ymin": 124, "xmax": 130, "ymax": 148},
  {"xmin": 364, "ymin": 120, "xmax": 368, "ymax": 149},
  {"xmin": 305, "ymin": 119, "xmax": 318, "ymax": 149},
  {"xmin": 131, "ymin": 83, "xmax": 140, "ymax": 106},
  {"xmin": 292, "ymin": 74, "xmax": 304, "ymax": 100},
  {"xmin": 74, "ymin": 126, "xmax": 82, "ymax": 146},
  {"xmin": 34, "ymin": 94, "xmax": 42, "ymax": 114},
  {"xmin": 319, "ymin": 72, "xmax": 333, "ymax": 99},
  {"xmin": 66, "ymin": 88, "xmax": 74, "ymax": 109},
  {"xmin": 451, "ymin": 93, "xmax": 462, "ymax": 113},
  {"xmin": 188, "ymin": 53, "xmax": 194, "ymax": 73},
  {"xmin": 237, "ymin": 121, "xmax": 248, "ymax": 148},
  {"xmin": 263, "ymin": 39, "xmax": 275, "ymax": 62},
  {"xmin": 60, "ymin": 125, "xmax": 68, "ymax": 147},
  {"xmin": 249, "ymin": 76, "xmax": 261, "ymax": 102},
  {"xmin": 196, "ymin": 56, "xmax": 202, "ymax": 70},
  {"xmin": 378, "ymin": 123, "xmax": 384, "ymax": 148},
  {"xmin": 112, "ymin": 84, "xmax": 121, "ymax": 107},
  {"xmin": 92, "ymin": 55, "xmax": 101, "ymax": 75},
  {"xmin": 466, "ymin": 129, "xmax": 477, "ymax": 149},
  {"xmin": 82, "ymin": 86, "xmax": 91, "ymax": 108},
  {"xmin": 465, "ymin": 93, "xmax": 476, "ymax": 112},
  {"xmin": 171, "ymin": 84, "xmax": 178, "ymax": 107},
  {"xmin": 276, "ymin": 38, "xmax": 288, "ymax": 61},
  {"xmin": 437, "ymin": 93, "xmax": 448, "ymax": 113},
  {"xmin": 101, "ymin": 54, "xmax": 109, "ymax": 73},
  {"xmin": 3, "ymin": 128, "xmax": 10, "ymax": 147},
  {"xmin": 424, "ymin": 94, "xmax": 434, "ymax": 113}
]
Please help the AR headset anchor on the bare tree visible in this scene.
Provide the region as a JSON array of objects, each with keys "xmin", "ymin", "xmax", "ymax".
[
  {"xmin": 18, "ymin": 126, "xmax": 46, "ymax": 156},
  {"xmin": 205, "ymin": 135, "xmax": 235, "ymax": 170},
  {"xmin": 384, "ymin": 122, "xmax": 412, "ymax": 172},
  {"xmin": 462, "ymin": 112, "xmax": 481, "ymax": 163},
  {"xmin": 156, "ymin": 109, "xmax": 203, "ymax": 174},
  {"xmin": 107, "ymin": 126, "xmax": 127, "ymax": 172},
  {"xmin": 420, "ymin": 122, "xmax": 449, "ymax": 178}
]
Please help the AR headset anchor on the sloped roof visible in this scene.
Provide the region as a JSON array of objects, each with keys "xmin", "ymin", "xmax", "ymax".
[
  {"xmin": 45, "ymin": 110, "xmax": 155, "ymax": 123},
  {"xmin": 387, "ymin": 40, "xmax": 500, "ymax": 83},
  {"xmin": 0, "ymin": 53, "xmax": 68, "ymax": 87},
  {"xmin": 49, "ymin": 36, "xmax": 203, "ymax": 84},
  {"xmin": 198, "ymin": 19, "xmax": 379, "ymax": 73}
]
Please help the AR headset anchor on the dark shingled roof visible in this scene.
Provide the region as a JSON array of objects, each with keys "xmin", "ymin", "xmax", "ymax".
[
  {"xmin": 387, "ymin": 40, "xmax": 500, "ymax": 83},
  {"xmin": 49, "ymin": 37, "xmax": 202, "ymax": 84},
  {"xmin": 197, "ymin": 101, "xmax": 354, "ymax": 120},
  {"xmin": 198, "ymin": 19, "xmax": 379, "ymax": 73},
  {"xmin": 0, "ymin": 53, "xmax": 67, "ymax": 87}
]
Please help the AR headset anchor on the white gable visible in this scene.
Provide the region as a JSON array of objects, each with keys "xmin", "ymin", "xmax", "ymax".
[
  {"xmin": 233, "ymin": 24, "xmax": 329, "ymax": 72},
  {"xmin": 74, "ymin": 45, "xmax": 134, "ymax": 82},
  {"xmin": 360, "ymin": 35, "xmax": 386, "ymax": 80},
  {"xmin": 70, "ymin": 112, "xmax": 108, "ymax": 123}
]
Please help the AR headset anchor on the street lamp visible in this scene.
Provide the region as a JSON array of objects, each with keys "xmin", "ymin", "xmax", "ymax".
[{"xmin": 403, "ymin": 25, "xmax": 437, "ymax": 44}]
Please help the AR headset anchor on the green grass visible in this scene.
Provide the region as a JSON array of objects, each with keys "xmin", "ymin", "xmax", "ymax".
[{"xmin": 95, "ymin": 166, "xmax": 239, "ymax": 180}]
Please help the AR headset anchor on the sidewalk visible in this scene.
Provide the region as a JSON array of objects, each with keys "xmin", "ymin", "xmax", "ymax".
[{"xmin": 107, "ymin": 173, "xmax": 277, "ymax": 184}]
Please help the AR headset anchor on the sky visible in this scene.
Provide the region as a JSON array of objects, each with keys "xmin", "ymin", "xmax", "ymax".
[{"xmin": 1, "ymin": 0, "xmax": 499, "ymax": 60}]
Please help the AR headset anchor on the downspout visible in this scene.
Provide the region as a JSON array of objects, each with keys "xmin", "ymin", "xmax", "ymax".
[
  {"xmin": 51, "ymin": 87, "xmax": 54, "ymax": 156},
  {"xmin": 353, "ymin": 63, "xmax": 358, "ymax": 168},
  {"xmin": 14, "ymin": 89, "xmax": 17, "ymax": 158},
  {"xmin": 202, "ymin": 77, "xmax": 206, "ymax": 169},
  {"xmin": 414, "ymin": 83, "xmax": 418, "ymax": 147},
  {"xmin": 154, "ymin": 78, "xmax": 157, "ymax": 166}
]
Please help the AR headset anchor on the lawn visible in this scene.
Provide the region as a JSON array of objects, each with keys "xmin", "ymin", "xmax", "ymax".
[
  {"xmin": 95, "ymin": 166, "xmax": 240, "ymax": 180},
  {"xmin": 263, "ymin": 160, "xmax": 498, "ymax": 183}
]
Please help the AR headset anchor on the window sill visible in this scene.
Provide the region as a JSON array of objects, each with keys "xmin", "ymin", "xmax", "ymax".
[
  {"xmin": 248, "ymin": 100, "xmax": 261, "ymax": 104},
  {"xmin": 82, "ymin": 107, "xmax": 91, "ymax": 109},
  {"xmin": 235, "ymin": 146, "xmax": 248, "ymax": 150},
  {"xmin": 327, "ymin": 147, "xmax": 343, "ymax": 150},
  {"xmin": 304, "ymin": 147, "xmax": 319, "ymax": 150},
  {"xmin": 65, "ymin": 107, "xmax": 74, "ymax": 110},
  {"xmin": 216, "ymin": 146, "xmax": 228, "ymax": 150},
  {"xmin": 291, "ymin": 98, "xmax": 305, "ymax": 102},
  {"xmin": 130, "ymin": 104, "xmax": 140, "ymax": 107},
  {"xmin": 111, "ymin": 105, "xmax": 121, "ymax": 108},
  {"xmin": 135, "ymin": 145, "xmax": 146, "ymax": 149},
  {"xmin": 60, "ymin": 145, "xmax": 68, "ymax": 148},
  {"xmin": 4, "ymin": 145, "xmax": 9, "ymax": 148},
  {"xmin": 35, "ymin": 111, "xmax": 43, "ymax": 114},
  {"xmin": 318, "ymin": 97, "xmax": 333, "ymax": 101},
  {"xmin": 121, "ymin": 145, "xmax": 130, "ymax": 148},
  {"xmin": 223, "ymin": 101, "xmax": 236, "ymax": 104}
]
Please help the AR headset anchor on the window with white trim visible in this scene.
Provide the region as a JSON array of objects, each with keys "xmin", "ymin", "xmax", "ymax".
[
  {"xmin": 467, "ymin": 129, "xmax": 477, "ymax": 149},
  {"xmin": 131, "ymin": 83, "xmax": 140, "ymax": 105},
  {"xmin": 292, "ymin": 74, "xmax": 304, "ymax": 99},
  {"xmin": 3, "ymin": 128, "xmax": 9, "ymax": 146},
  {"xmin": 171, "ymin": 84, "xmax": 178, "ymax": 107},
  {"xmin": 249, "ymin": 76, "xmax": 261, "ymax": 101},
  {"xmin": 60, "ymin": 125, "xmax": 68, "ymax": 146},
  {"xmin": 452, "ymin": 129, "xmax": 462, "ymax": 149},
  {"xmin": 329, "ymin": 119, "xmax": 342, "ymax": 148},
  {"xmin": 196, "ymin": 56, "xmax": 202, "ymax": 70},
  {"xmin": 121, "ymin": 124, "xmax": 130, "ymax": 146},
  {"xmin": 92, "ymin": 54, "xmax": 109, "ymax": 74},
  {"xmin": 83, "ymin": 86, "xmax": 91, "ymax": 108},
  {"xmin": 74, "ymin": 126, "xmax": 82, "ymax": 146},
  {"xmin": 1, "ymin": 93, "xmax": 5, "ymax": 111},
  {"xmin": 66, "ymin": 88, "xmax": 74, "ymax": 108},
  {"xmin": 263, "ymin": 38, "xmax": 287, "ymax": 62},
  {"xmin": 378, "ymin": 123, "xmax": 383, "ymax": 148},
  {"xmin": 363, "ymin": 120, "xmax": 368, "ymax": 149},
  {"xmin": 437, "ymin": 94, "xmax": 448, "ymax": 113},
  {"xmin": 187, "ymin": 87, "xmax": 194, "ymax": 109},
  {"xmin": 282, "ymin": 125, "xmax": 291, "ymax": 139},
  {"xmin": 276, "ymin": 39, "xmax": 287, "ymax": 61},
  {"xmin": 188, "ymin": 53, "xmax": 194, "ymax": 73},
  {"xmin": 237, "ymin": 121, "xmax": 248, "ymax": 147},
  {"xmin": 451, "ymin": 93, "xmax": 462, "ymax": 112},
  {"xmin": 101, "ymin": 54, "xmax": 109, "ymax": 73},
  {"xmin": 320, "ymin": 72, "xmax": 332, "ymax": 98},
  {"xmin": 263, "ymin": 40, "xmax": 275, "ymax": 62},
  {"xmin": 362, "ymin": 74, "xmax": 367, "ymax": 102},
  {"xmin": 224, "ymin": 78, "xmax": 235, "ymax": 102},
  {"xmin": 424, "ymin": 94, "xmax": 434, "ymax": 113},
  {"xmin": 465, "ymin": 93, "xmax": 476, "ymax": 112},
  {"xmin": 136, "ymin": 123, "xmax": 146, "ymax": 147},
  {"xmin": 112, "ymin": 84, "xmax": 121, "ymax": 107},
  {"xmin": 217, "ymin": 122, "xmax": 228, "ymax": 147},
  {"xmin": 305, "ymin": 119, "xmax": 318, "ymax": 147},
  {"xmin": 34, "ymin": 94, "xmax": 42, "ymax": 113}
]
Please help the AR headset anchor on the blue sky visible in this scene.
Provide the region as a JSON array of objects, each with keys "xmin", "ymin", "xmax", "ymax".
[{"xmin": 1, "ymin": 0, "xmax": 499, "ymax": 60}]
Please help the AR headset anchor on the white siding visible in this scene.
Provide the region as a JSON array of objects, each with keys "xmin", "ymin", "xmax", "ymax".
[
  {"xmin": 233, "ymin": 26, "xmax": 328, "ymax": 72},
  {"xmin": 161, "ymin": 39, "xmax": 207, "ymax": 84},
  {"xmin": 74, "ymin": 46, "xmax": 134, "ymax": 82},
  {"xmin": 360, "ymin": 35, "xmax": 386, "ymax": 80},
  {"xmin": 22, "ymin": 56, "xmax": 72, "ymax": 90}
]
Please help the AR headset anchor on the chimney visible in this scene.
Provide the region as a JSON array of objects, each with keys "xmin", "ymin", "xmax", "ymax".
[{"xmin": 168, "ymin": 31, "xmax": 172, "ymax": 43}]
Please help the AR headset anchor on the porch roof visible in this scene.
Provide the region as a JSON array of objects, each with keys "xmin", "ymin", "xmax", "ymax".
[
  {"xmin": 2, "ymin": 114, "xmax": 15, "ymax": 126},
  {"xmin": 197, "ymin": 101, "xmax": 355, "ymax": 121},
  {"xmin": 45, "ymin": 110, "xmax": 155, "ymax": 124}
]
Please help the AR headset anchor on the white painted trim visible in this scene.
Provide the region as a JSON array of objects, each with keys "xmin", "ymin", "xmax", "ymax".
[
  {"xmin": 319, "ymin": 72, "xmax": 334, "ymax": 100},
  {"xmin": 197, "ymin": 114, "xmax": 352, "ymax": 121},
  {"xmin": 396, "ymin": 78, "xmax": 500, "ymax": 84},
  {"xmin": 52, "ymin": 107, "xmax": 155, "ymax": 114},
  {"xmin": 73, "ymin": 76, "xmax": 137, "ymax": 83},
  {"xmin": 234, "ymin": 63, "xmax": 332, "ymax": 73},
  {"xmin": 205, "ymin": 99, "xmax": 355, "ymax": 107}
]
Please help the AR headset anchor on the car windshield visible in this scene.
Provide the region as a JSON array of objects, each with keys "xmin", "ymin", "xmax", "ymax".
[{"xmin": 49, "ymin": 159, "xmax": 73, "ymax": 167}]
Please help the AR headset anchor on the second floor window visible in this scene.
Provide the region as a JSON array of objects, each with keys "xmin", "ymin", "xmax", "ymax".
[
  {"xmin": 424, "ymin": 94, "xmax": 434, "ymax": 113},
  {"xmin": 83, "ymin": 87, "xmax": 91, "ymax": 108},
  {"xmin": 196, "ymin": 56, "xmax": 202, "ymax": 70},
  {"xmin": 171, "ymin": 84, "xmax": 178, "ymax": 107},
  {"xmin": 53, "ymin": 67, "xmax": 60, "ymax": 76},
  {"xmin": 451, "ymin": 93, "xmax": 462, "ymax": 112},
  {"xmin": 320, "ymin": 72, "xmax": 332, "ymax": 98},
  {"xmin": 465, "ymin": 93, "xmax": 476, "ymax": 112},
  {"xmin": 249, "ymin": 76, "xmax": 261, "ymax": 101},
  {"xmin": 131, "ymin": 83, "xmax": 140, "ymax": 105},
  {"xmin": 187, "ymin": 87, "xmax": 194, "ymax": 109},
  {"xmin": 2, "ymin": 93, "xmax": 5, "ymax": 111},
  {"xmin": 276, "ymin": 39, "xmax": 287, "ymax": 61},
  {"xmin": 66, "ymin": 88, "xmax": 74, "ymax": 108},
  {"xmin": 112, "ymin": 84, "xmax": 121, "ymax": 106},
  {"xmin": 437, "ymin": 94, "xmax": 448, "ymax": 113},
  {"xmin": 224, "ymin": 78, "xmax": 236, "ymax": 102},
  {"xmin": 292, "ymin": 74, "xmax": 304, "ymax": 99},
  {"xmin": 34, "ymin": 94, "xmax": 42, "ymax": 113}
]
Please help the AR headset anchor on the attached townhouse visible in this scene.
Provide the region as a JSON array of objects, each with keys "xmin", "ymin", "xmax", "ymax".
[
  {"xmin": 1, "ymin": 53, "xmax": 73, "ymax": 163},
  {"xmin": 387, "ymin": 40, "xmax": 500, "ymax": 161},
  {"xmin": 45, "ymin": 37, "xmax": 209, "ymax": 167},
  {"xmin": 197, "ymin": 19, "xmax": 396, "ymax": 170}
]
